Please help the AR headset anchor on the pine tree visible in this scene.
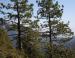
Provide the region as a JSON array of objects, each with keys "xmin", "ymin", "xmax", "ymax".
[
  {"xmin": 0, "ymin": 0, "xmax": 33, "ymax": 50},
  {"xmin": 42, "ymin": 19, "xmax": 74, "ymax": 39},
  {"xmin": 36, "ymin": 0, "xmax": 63, "ymax": 58}
]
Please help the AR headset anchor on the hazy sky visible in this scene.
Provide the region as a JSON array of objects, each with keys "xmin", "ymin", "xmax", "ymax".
[
  {"xmin": 58, "ymin": 0, "xmax": 75, "ymax": 34},
  {"xmin": 0, "ymin": 0, "xmax": 75, "ymax": 34}
]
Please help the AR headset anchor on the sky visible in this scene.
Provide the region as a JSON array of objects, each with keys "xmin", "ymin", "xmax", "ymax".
[
  {"xmin": 57, "ymin": 0, "xmax": 75, "ymax": 34},
  {"xmin": 0, "ymin": 0, "xmax": 75, "ymax": 34}
]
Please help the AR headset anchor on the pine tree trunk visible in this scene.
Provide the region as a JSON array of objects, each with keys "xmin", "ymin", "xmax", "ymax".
[
  {"xmin": 17, "ymin": 0, "xmax": 21, "ymax": 50},
  {"xmin": 49, "ymin": 14, "xmax": 52, "ymax": 58}
]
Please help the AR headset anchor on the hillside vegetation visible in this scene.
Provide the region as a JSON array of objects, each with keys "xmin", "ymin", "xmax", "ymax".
[{"xmin": 0, "ymin": 29, "xmax": 25, "ymax": 58}]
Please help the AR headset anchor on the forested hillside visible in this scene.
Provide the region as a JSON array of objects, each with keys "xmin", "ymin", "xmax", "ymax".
[{"xmin": 0, "ymin": 0, "xmax": 75, "ymax": 58}]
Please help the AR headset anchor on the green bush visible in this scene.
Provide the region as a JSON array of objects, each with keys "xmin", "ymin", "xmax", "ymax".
[{"xmin": 47, "ymin": 44, "xmax": 75, "ymax": 58}]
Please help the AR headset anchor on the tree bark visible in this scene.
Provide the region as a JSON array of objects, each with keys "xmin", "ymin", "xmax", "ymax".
[
  {"xmin": 17, "ymin": 0, "xmax": 21, "ymax": 50},
  {"xmin": 49, "ymin": 14, "xmax": 52, "ymax": 58}
]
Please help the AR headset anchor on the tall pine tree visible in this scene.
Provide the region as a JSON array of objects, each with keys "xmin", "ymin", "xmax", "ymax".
[{"xmin": 36, "ymin": 0, "xmax": 63, "ymax": 58}]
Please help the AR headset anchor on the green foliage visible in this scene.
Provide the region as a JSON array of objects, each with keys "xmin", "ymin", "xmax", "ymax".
[
  {"xmin": 0, "ymin": 0, "xmax": 33, "ymax": 20},
  {"xmin": 47, "ymin": 44, "xmax": 75, "ymax": 58},
  {"xmin": 21, "ymin": 27, "xmax": 41, "ymax": 58},
  {"xmin": 52, "ymin": 20, "xmax": 74, "ymax": 35},
  {"xmin": 30, "ymin": 20, "xmax": 39, "ymax": 28},
  {"xmin": 57, "ymin": 20, "xmax": 73, "ymax": 35},
  {"xmin": 0, "ymin": 29, "xmax": 12, "ymax": 47},
  {"xmin": 0, "ymin": 0, "xmax": 33, "ymax": 50},
  {"xmin": 0, "ymin": 0, "xmax": 74, "ymax": 58},
  {"xmin": 37, "ymin": 0, "xmax": 63, "ymax": 18},
  {"xmin": 0, "ymin": 29, "xmax": 25, "ymax": 58}
]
